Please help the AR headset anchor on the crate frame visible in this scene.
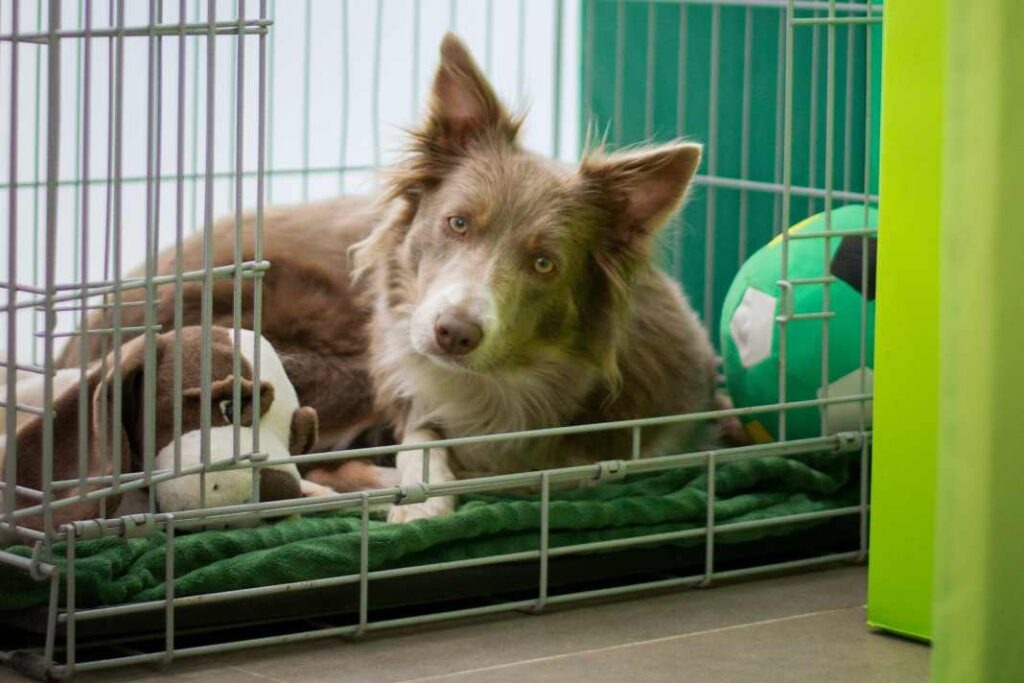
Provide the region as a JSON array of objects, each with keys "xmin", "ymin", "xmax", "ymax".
[{"xmin": 0, "ymin": 0, "xmax": 882, "ymax": 677}]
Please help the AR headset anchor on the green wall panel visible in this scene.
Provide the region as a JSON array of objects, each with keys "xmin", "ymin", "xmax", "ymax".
[{"xmin": 581, "ymin": 0, "xmax": 880, "ymax": 338}]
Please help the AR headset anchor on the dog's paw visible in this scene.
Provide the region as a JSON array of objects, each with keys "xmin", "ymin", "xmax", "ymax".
[
  {"xmin": 300, "ymin": 479, "xmax": 337, "ymax": 498},
  {"xmin": 386, "ymin": 497, "xmax": 455, "ymax": 524}
]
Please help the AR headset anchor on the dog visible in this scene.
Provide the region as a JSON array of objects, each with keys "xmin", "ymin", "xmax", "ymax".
[
  {"xmin": 3, "ymin": 327, "xmax": 325, "ymax": 532},
  {"xmin": 58, "ymin": 34, "xmax": 728, "ymax": 523}
]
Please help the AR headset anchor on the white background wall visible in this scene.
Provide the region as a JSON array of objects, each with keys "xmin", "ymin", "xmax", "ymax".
[{"xmin": 0, "ymin": 0, "xmax": 579, "ymax": 363}]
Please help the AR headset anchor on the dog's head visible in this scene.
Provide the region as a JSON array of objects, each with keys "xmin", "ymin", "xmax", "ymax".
[{"xmin": 354, "ymin": 34, "xmax": 701, "ymax": 388}]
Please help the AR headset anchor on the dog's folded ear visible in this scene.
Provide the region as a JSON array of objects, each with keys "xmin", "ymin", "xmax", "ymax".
[
  {"xmin": 581, "ymin": 142, "xmax": 703, "ymax": 253},
  {"xmin": 289, "ymin": 406, "xmax": 319, "ymax": 456}
]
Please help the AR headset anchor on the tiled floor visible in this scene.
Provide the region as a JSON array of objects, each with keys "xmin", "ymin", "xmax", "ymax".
[{"xmin": 1, "ymin": 566, "xmax": 929, "ymax": 682}]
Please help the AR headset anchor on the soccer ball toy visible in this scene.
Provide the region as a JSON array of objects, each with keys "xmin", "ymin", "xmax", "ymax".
[{"xmin": 719, "ymin": 205, "xmax": 877, "ymax": 442}]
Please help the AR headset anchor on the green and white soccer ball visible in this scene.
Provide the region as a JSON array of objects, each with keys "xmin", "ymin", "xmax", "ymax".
[{"xmin": 719, "ymin": 205, "xmax": 877, "ymax": 442}]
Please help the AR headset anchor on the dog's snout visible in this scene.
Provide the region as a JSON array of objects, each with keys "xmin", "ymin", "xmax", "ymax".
[{"xmin": 435, "ymin": 313, "xmax": 483, "ymax": 355}]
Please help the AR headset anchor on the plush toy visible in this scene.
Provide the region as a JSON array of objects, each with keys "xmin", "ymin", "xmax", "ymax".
[
  {"xmin": 720, "ymin": 205, "xmax": 877, "ymax": 442},
  {"xmin": 152, "ymin": 327, "xmax": 326, "ymax": 513},
  {"xmin": 1, "ymin": 326, "xmax": 326, "ymax": 531}
]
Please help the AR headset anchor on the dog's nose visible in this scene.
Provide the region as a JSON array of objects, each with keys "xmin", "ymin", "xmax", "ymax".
[{"xmin": 435, "ymin": 313, "xmax": 483, "ymax": 355}]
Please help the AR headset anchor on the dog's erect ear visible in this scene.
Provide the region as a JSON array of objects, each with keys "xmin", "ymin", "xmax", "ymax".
[
  {"xmin": 389, "ymin": 33, "xmax": 520, "ymax": 201},
  {"xmin": 581, "ymin": 142, "xmax": 702, "ymax": 252},
  {"xmin": 426, "ymin": 33, "xmax": 517, "ymax": 150},
  {"xmin": 289, "ymin": 406, "xmax": 319, "ymax": 455}
]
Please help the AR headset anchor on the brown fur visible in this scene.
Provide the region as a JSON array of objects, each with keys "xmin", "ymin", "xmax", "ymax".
[
  {"xmin": 57, "ymin": 199, "xmax": 387, "ymax": 492},
  {"xmin": 56, "ymin": 35, "xmax": 731, "ymax": 515},
  {"xmin": 58, "ymin": 199, "xmax": 383, "ymax": 448}
]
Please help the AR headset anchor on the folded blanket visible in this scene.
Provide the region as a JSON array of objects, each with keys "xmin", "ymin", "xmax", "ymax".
[{"xmin": 0, "ymin": 453, "xmax": 857, "ymax": 610}]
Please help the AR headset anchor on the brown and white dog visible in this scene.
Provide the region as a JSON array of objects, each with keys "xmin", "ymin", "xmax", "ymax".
[{"xmin": 59, "ymin": 34, "xmax": 731, "ymax": 523}]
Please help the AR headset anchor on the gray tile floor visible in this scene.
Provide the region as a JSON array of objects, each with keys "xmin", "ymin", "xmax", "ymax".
[{"xmin": 1, "ymin": 566, "xmax": 930, "ymax": 682}]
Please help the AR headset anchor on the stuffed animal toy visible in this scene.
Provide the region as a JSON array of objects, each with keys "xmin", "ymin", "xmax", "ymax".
[{"xmin": 1, "ymin": 326, "xmax": 328, "ymax": 532}]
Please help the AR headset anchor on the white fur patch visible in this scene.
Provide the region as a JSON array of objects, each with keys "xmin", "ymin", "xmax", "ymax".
[{"xmin": 409, "ymin": 275, "xmax": 497, "ymax": 359}]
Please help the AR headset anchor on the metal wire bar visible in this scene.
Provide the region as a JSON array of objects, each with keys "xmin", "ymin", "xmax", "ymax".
[
  {"xmin": 42, "ymin": 394, "xmax": 871, "ymax": 491},
  {"xmin": 143, "ymin": 0, "xmax": 165, "ymax": 511},
  {"xmin": 807, "ymin": 14, "xmax": 820, "ymax": 215},
  {"xmin": 613, "ymin": 0, "xmax": 624, "ymax": 145},
  {"xmin": 701, "ymin": 452, "xmax": 716, "ymax": 586},
  {"xmin": 517, "ymin": 0, "xmax": 527, "ymax": 101},
  {"xmin": 858, "ymin": 0, "xmax": 874, "ymax": 562},
  {"xmin": 791, "ymin": 16, "xmax": 880, "ymax": 25},
  {"xmin": 738, "ymin": 5, "xmax": 753, "ymax": 264},
  {"xmin": 31, "ymin": 1, "xmax": 41, "ymax": 369},
  {"xmin": 300, "ymin": 0, "xmax": 312, "ymax": 200},
  {"xmin": 0, "ymin": 19, "xmax": 270, "ymax": 42},
  {"xmin": 65, "ymin": 529, "xmax": 77, "ymax": 676},
  {"xmin": 4, "ymin": 0, "xmax": 23, "ymax": 527},
  {"xmin": 536, "ymin": 472, "xmax": 551, "ymax": 611},
  {"xmin": 0, "ymin": 165, "xmax": 881, "ymax": 204},
  {"xmin": 614, "ymin": 0, "xmax": 878, "ymax": 9},
  {"xmin": 199, "ymin": 0, "xmax": 217, "ymax": 510},
  {"xmin": 819, "ymin": 0, "xmax": 837, "ymax": 436},
  {"xmin": 772, "ymin": 9, "xmax": 785, "ymax": 234},
  {"xmin": 372, "ymin": 0, "xmax": 383, "ymax": 169},
  {"xmin": 338, "ymin": 0, "xmax": 349, "ymax": 194},
  {"xmin": 644, "ymin": 2, "xmax": 655, "ymax": 139},
  {"xmin": 108, "ymin": 0, "xmax": 127, "ymax": 499},
  {"xmin": 165, "ymin": 515, "xmax": 176, "ymax": 663},
  {"xmin": 265, "ymin": 0, "xmax": 275, "ymax": 203},
  {"xmin": 18, "ymin": 428, "xmax": 866, "ymax": 527},
  {"xmin": 231, "ymin": 0, "xmax": 247, "ymax": 465},
  {"xmin": 777, "ymin": 0, "xmax": 796, "ymax": 441},
  {"xmin": 173, "ymin": 0, "xmax": 188, "ymax": 477},
  {"xmin": 1, "ymin": 262, "xmax": 269, "ymax": 314},
  {"xmin": 551, "ymin": 0, "xmax": 564, "ymax": 158},
  {"xmin": 703, "ymin": 4, "xmax": 720, "ymax": 329},
  {"xmin": 40, "ymin": 0, "xmax": 63, "ymax": 539},
  {"xmin": 251, "ymin": 0, "xmax": 270, "ymax": 493}
]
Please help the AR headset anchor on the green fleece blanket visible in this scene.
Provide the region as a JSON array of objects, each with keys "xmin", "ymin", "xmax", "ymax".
[{"xmin": 0, "ymin": 453, "xmax": 857, "ymax": 611}]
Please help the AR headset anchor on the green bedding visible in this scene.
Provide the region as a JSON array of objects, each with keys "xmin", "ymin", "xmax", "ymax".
[{"xmin": 0, "ymin": 454, "xmax": 858, "ymax": 611}]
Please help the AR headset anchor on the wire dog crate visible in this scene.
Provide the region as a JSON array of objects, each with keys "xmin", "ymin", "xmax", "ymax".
[{"xmin": 1, "ymin": 0, "xmax": 882, "ymax": 678}]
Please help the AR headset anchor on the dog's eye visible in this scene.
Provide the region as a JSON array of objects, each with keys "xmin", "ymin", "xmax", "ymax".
[
  {"xmin": 533, "ymin": 256, "xmax": 556, "ymax": 275},
  {"xmin": 218, "ymin": 400, "xmax": 234, "ymax": 422},
  {"xmin": 447, "ymin": 216, "xmax": 469, "ymax": 235}
]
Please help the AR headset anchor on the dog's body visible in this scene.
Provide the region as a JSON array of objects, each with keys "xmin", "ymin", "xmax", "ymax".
[{"xmin": 59, "ymin": 35, "xmax": 725, "ymax": 522}]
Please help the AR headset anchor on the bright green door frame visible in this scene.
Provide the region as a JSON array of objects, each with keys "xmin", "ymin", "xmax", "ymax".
[
  {"xmin": 866, "ymin": 0, "xmax": 943, "ymax": 642},
  {"xmin": 932, "ymin": 0, "xmax": 1024, "ymax": 680}
]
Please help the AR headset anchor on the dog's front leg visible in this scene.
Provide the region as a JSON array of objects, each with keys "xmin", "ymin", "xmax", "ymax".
[{"xmin": 386, "ymin": 428, "xmax": 456, "ymax": 523}]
